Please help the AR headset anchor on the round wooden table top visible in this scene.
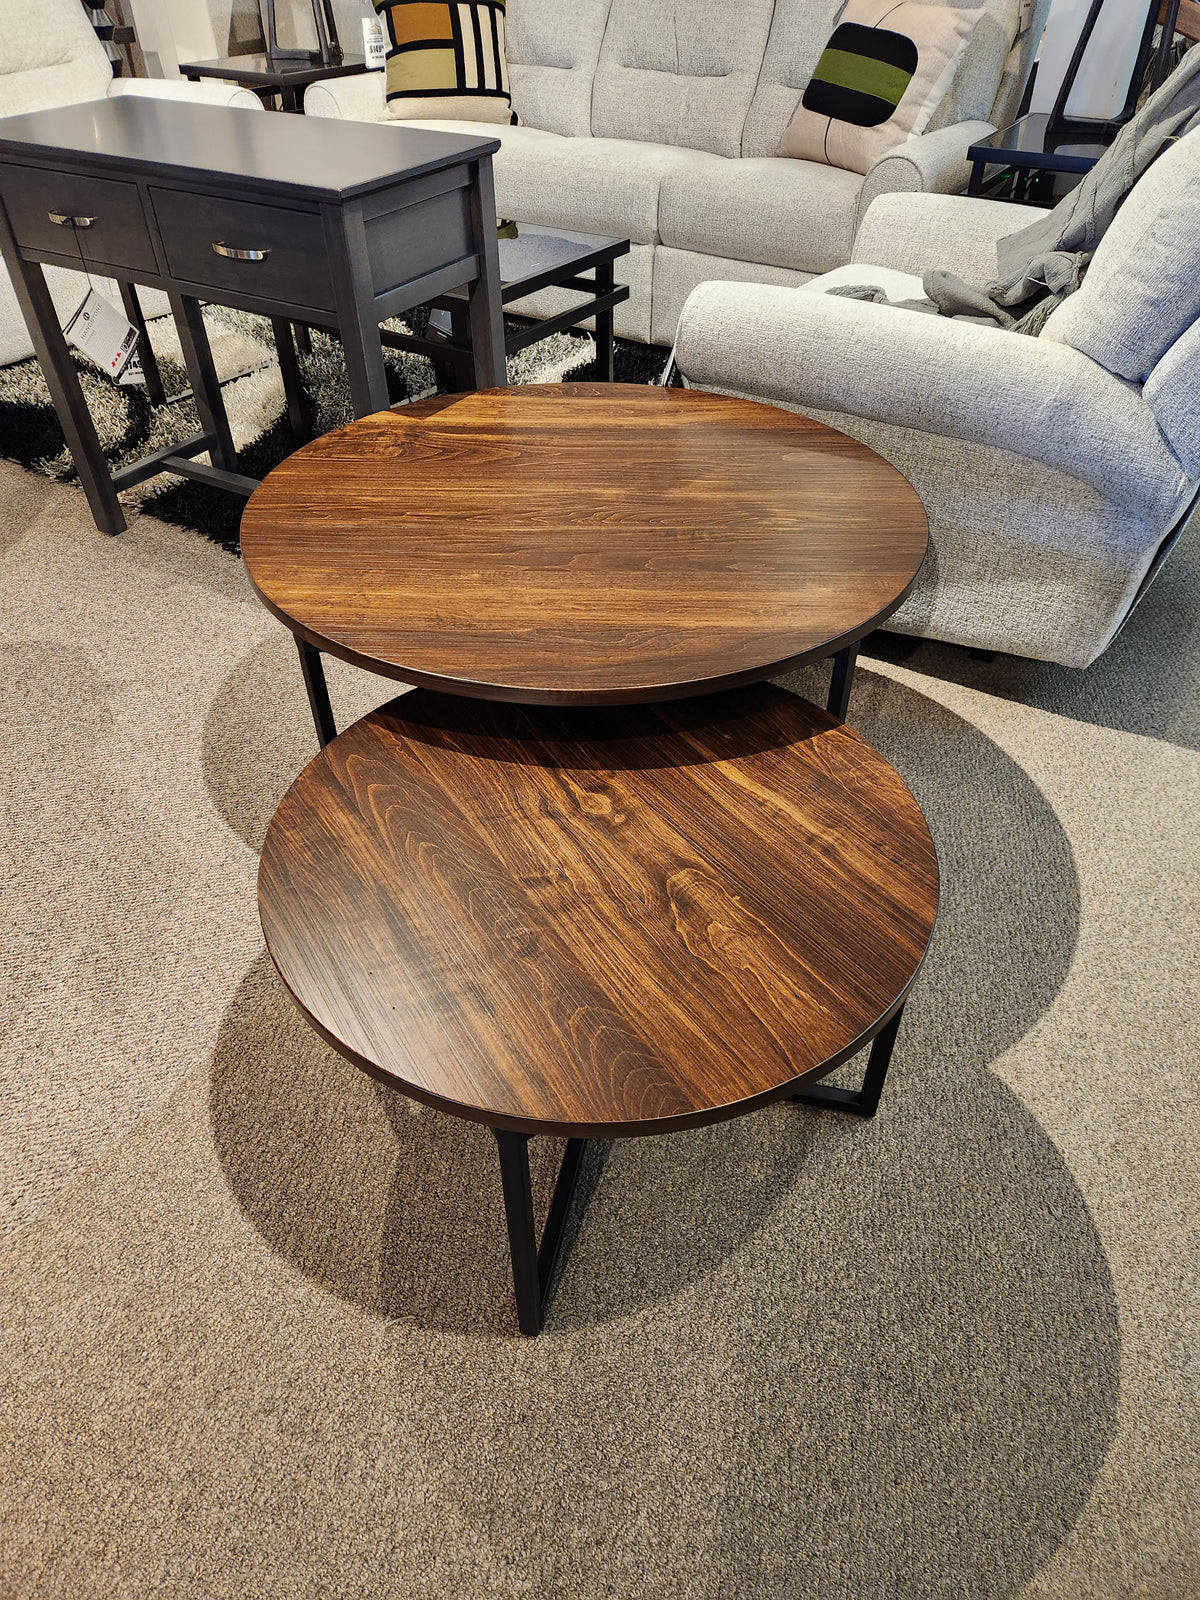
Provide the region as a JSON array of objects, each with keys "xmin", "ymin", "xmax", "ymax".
[
  {"xmin": 258, "ymin": 685, "xmax": 939, "ymax": 1138},
  {"xmin": 240, "ymin": 384, "xmax": 928, "ymax": 706}
]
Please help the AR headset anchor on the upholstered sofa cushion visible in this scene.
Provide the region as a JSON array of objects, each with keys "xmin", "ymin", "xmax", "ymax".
[
  {"xmin": 658, "ymin": 156, "xmax": 864, "ymax": 273},
  {"xmin": 590, "ymin": 0, "xmax": 777, "ymax": 159},
  {"xmin": 0, "ymin": 0, "xmax": 111, "ymax": 115},
  {"xmin": 1041, "ymin": 129, "xmax": 1200, "ymax": 382},
  {"xmin": 742, "ymin": 0, "xmax": 1027, "ymax": 159},
  {"xmin": 1144, "ymin": 317, "xmax": 1200, "ymax": 478},
  {"xmin": 404, "ymin": 120, "xmax": 702, "ymax": 243},
  {"xmin": 505, "ymin": 0, "xmax": 613, "ymax": 136},
  {"xmin": 778, "ymin": 1, "xmax": 984, "ymax": 175}
]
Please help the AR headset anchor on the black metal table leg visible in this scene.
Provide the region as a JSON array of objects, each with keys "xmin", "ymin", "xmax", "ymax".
[
  {"xmin": 789, "ymin": 1002, "xmax": 905, "ymax": 1119},
  {"xmin": 594, "ymin": 259, "xmax": 615, "ymax": 381},
  {"xmin": 295, "ymin": 636, "xmax": 337, "ymax": 748},
  {"xmin": 294, "ymin": 324, "xmax": 312, "ymax": 356},
  {"xmin": 118, "ymin": 281, "xmax": 166, "ymax": 406},
  {"xmin": 494, "ymin": 1130, "xmax": 589, "ymax": 1336},
  {"xmin": 826, "ymin": 640, "xmax": 860, "ymax": 722}
]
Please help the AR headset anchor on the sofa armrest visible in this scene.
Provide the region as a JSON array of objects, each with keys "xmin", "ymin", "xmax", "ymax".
[
  {"xmin": 304, "ymin": 73, "xmax": 387, "ymax": 121},
  {"xmin": 854, "ymin": 120, "xmax": 995, "ymax": 234},
  {"xmin": 852, "ymin": 191, "xmax": 1042, "ymax": 279},
  {"xmin": 107, "ymin": 79, "xmax": 262, "ymax": 110},
  {"xmin": 674, "ymin": 280, "xmax": 1191, "ymax": 523}
]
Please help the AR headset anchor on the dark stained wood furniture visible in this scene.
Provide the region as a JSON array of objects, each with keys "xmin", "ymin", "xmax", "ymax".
[
  {"xmin": 240, "ymin": 384, "xmax": 929, "ymax": 737},
  {"xmin": 382, "ymin": 224, "xmax": 631, "ymax": 387},
  {"xmin": 179, "ymin": 52, "xmax": 369, "ymax": 114},
  {"xmin": 258, "ymin": 685, "xmax": 940, "ymax": 1334},
  {"xmin": 0, "ymin": 96, "xmax": 506, "ymax": 535}
]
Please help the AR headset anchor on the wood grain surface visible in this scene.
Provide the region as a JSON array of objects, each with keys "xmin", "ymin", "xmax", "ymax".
[
  {"xmin": 258, "ymin": 685, "xmax": 939, "ymax": 1136},
  {"xmin": 240, "ymin": 385, "xmax": 929, "ymax": 705}
]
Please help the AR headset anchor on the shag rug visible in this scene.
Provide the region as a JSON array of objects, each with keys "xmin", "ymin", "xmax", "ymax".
[{"xmin": 0, "ymin": 305, "xmax": 667, "ymax": 552}]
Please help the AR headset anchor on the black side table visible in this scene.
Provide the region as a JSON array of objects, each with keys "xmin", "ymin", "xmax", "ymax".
[
  {"xmin": 967, "ymin": 113, "xmax": 1110, "ymax": 204},
  {"xmin": 180, "ymin": 53, "xmax": 370, "ymax": 114}
]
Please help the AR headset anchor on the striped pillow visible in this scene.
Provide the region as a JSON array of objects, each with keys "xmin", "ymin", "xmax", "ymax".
[
  {"xmin": 374, "ymin": 0, "xmax": 513, "ymax": 124},
  {"xmin": 780, "ymin": 1, "xmax": 983, "ymax": 173}
]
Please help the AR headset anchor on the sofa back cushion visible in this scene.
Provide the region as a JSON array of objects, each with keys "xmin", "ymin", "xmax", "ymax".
[
  {"xmin": 591, "ymin": 0, "xmax": 776, "ymax": 159},
  {"xmin": 742, "ymin": 0, "xmax": 1020, "ymax": 159},
  {"xmin": 925, "ymin": 0, "xmax": 1019, "ymax": 132},
  {"xmin": 507, "ymin": 0, "xmax": 613, "ymax": 137},
  {"xmin": 1040, "ymin": 129, "xmax": 1200, "ymax": 383},
  {"xmin": 742, "ymin": 0, "xmax": 865, "ymax": 158},
  {"xmin": 0, "ymin": 0, "xmax": 111, "ymax": 114}
]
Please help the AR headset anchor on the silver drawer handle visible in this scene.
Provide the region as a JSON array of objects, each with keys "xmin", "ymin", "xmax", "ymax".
[
  {"xmin": 212, "ymin": 241, "xmax": 270, "ymax": 261},
  {"xmin": 49, "ymin": 211, "xmax": 95, "ymax": 228}
]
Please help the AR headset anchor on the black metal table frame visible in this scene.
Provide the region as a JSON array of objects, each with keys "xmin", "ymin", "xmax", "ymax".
[
  {"xmin": 295, "ymin": 633, "xmax": 863, "ymax": 756},
  {"xmin": 493, "ymin": 999, "xmax": 907, "ymax": 1335},
  {"xmin": 0, "ymin": 136, "xmax": 506, "ymax": 537}
]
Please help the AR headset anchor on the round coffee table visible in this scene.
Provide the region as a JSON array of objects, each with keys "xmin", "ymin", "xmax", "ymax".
[
  {"xmin": 258, "ymin": 685, "xmax": 939, "ymax": 1334},
  {"xmin": 239, "ymin": 384, "xmax": 928, "ymax": 741}
]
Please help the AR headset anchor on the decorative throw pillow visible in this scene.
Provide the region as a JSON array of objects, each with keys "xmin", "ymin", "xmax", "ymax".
[
  {"xmin": 779, "ymin": 0, "xmax": 984, "ymax": 174},
  {"xmin": 373, "ymin": 0, "xmax": 514, "ymax": 124}
]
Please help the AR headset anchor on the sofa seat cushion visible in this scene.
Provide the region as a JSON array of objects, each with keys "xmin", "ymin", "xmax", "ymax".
[
  {"xmin": 659, "ymin": 156, "xmax": 864, "ymax": 274},
  {"xmin": 405, "ymin": 120, "xmax": 705, "ymax": 243}
]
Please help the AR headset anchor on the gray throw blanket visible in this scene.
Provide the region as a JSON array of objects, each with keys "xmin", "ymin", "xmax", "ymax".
[{"xmin": 831, "ymin": 43, "xmax": 1200, "ymax": 331}]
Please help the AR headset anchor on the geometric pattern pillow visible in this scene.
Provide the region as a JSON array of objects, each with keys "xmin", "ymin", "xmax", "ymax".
[
  {"xmin": 779, "ymin": 0, "xmax": 984, "ymax": 174},
  {"xmin": 374, "ymin": 0, "xmax": 514, "ymax": 125}
]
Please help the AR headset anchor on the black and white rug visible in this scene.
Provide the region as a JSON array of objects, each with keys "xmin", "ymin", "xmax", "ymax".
[{"xmin": 0, "ymin": 305, "xmax": 667, "ymax": 553}]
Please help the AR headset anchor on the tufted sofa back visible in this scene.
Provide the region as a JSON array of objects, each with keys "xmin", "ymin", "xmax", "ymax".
[
  {"xmin": 589, "ymin": 0, "xmax": 777, "ymax": 158},
  {"xmin": 503, "ymin": 0, "xmax": 1049, "ymax": 161}
]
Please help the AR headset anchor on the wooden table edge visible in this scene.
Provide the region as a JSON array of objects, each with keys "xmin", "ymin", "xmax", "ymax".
[
  {"xmin": 259, "ymin": 933, "xmax": 936, "ymax": 1140},
  {"xmin": 242, "ymin": 564, "xmax": 927, "ymax": 707}
]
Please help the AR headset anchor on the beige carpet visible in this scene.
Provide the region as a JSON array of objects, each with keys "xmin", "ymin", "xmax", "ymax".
[{"xmin": 0, "ymin": 458, "xmax": 1196, "ymax": 1598}]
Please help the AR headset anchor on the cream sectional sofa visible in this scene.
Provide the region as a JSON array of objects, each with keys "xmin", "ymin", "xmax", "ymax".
[{"xmin": 306, "ymin": 0, "xmax": 1050, "ymax": 344}]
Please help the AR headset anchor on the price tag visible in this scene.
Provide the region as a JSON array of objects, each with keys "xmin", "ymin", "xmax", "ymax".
[
  {"xmin": 62, "ymin": 289, "xmax": 140, "ymax": 379},
  {"xmin": 361, "ymin": 14, "xmax": 386, "ymax": 68}
]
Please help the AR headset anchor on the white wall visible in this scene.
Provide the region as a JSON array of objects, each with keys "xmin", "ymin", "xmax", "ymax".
[
  {"xmin": 1029, "ymin": 0, "xmax": 1155, "ymax": 120},
  {"xmin": 129, "ymin": 1, "xmax": 365, "ymax": 73}
]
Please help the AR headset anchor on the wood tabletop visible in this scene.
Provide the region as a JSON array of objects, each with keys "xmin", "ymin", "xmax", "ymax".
[
  {"xmin": 240, "ymin": 385, "xmax": 929, "ymax": 705},
  {"xmin": 0, "ymin": 97, "xmax": 498, "ymax": 200},
  {"xmin": 258, "ymin": 685, "xmax": 939, "ymax": 1137}
]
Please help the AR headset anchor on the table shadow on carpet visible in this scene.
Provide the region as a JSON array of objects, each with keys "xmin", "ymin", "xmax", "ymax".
[{"xmin": 205, "ymin": 669, "xmax": 1117, "ymax": 1596}]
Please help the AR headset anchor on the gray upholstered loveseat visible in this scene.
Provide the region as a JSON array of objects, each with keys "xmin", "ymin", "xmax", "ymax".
[{"xmin": 306, "ymin": 0, "xmax": 1049, "ymax": 344}]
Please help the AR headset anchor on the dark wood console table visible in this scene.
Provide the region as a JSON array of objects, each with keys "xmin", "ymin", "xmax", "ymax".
[{"xmin": 0, "ymin": 96, "xmax": 505, "ymax": 535}]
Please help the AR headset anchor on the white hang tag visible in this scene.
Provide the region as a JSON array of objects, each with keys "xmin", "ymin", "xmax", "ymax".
[
  {"xmin": 361, "ymin": 15, "xmax": 386, "ymax": 68},
  {"xmin": 117, "ymin": 353, "xmax": 146, "ymax": 387},
  {"xmin": 63, "ymin": 288, "xmax": 140, "ymax": 379}
]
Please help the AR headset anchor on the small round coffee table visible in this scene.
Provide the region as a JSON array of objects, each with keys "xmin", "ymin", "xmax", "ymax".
[
  {"xmin": 239, "ymin": 384, "xmax": 928, "ymax": 741},
  {"xmin": 258, "ymin": 685, "xmax": 939, "ymax": 1335}
]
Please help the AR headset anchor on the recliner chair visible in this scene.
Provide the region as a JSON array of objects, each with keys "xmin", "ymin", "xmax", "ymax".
[{"xmin": 674, "ymin": 128, "xmax": 1200, "ymax": 668}]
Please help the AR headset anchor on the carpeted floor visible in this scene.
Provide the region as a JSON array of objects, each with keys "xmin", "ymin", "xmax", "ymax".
[
  {"xmin": 0, "ymin": 306, "xmax": 666, "ymax": 551},
  {"xmin": 0, "ymin": 448, "xmax": 1197, "ymax": 1598}
]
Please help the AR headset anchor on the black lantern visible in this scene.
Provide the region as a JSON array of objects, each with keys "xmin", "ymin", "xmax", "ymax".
[{"xmin": 258, "ymin": 0, "xmax": 343, "ymax": 66}]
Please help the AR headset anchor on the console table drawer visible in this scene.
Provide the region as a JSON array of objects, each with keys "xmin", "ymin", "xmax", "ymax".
[
  {"xmin": 150, "ymin": 188, "xmax": 334, "ymax": 311},
  {"xmin": 0, "ymin": 165, "xmax": 157, "ymax": 273}
]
